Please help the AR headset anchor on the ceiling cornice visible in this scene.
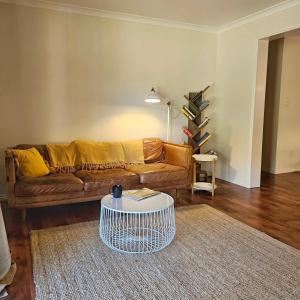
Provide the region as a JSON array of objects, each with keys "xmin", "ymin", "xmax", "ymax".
[
  {"xmin": 0, "ymin": 0, "xmax": 299, "ymax": 34},
  {"xmin": 0, "ymin": 0, "xmax": 218, "ymax": 33},
  {"xmin": 219, "ymin": 0, "xmax": 300, "ymax": 32}
]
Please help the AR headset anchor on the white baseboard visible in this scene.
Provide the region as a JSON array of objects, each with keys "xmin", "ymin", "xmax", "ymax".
[
  {"xmin": 0, "ymin": 194, "xmax": 8, "ymax": 203},
  {"xmin": 273, "ymin": 167, "xmax": 300, "ymax": 174}
]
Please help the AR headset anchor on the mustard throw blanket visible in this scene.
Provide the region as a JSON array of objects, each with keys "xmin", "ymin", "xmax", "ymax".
[{"xmin": 46, "ymin": 140, "xmax": 144, "ymax": 172}]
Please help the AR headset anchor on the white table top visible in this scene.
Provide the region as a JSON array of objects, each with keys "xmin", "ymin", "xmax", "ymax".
[
  {"xmin": 101, "ymin": 191, "xmax": 174, "ymax": 213},
  {"xmin": 192, "ymin": 154, "xmax": 218, "ymax": 162}
]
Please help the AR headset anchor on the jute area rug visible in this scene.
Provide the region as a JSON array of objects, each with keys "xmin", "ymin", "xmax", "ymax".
[{"xmin": 31, "ymin": 205, "xmax": 300, "ymax": 300}]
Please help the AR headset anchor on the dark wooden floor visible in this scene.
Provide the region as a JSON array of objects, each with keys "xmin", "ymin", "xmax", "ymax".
[{"xmin": 2, "ymin": 171, "xmax": 300, "ymax": 300}]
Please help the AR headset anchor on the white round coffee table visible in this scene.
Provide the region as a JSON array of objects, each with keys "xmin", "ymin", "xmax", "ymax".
[{"xmin": 100, "ymin": 192, "xmax": 176, "ymax": 254}]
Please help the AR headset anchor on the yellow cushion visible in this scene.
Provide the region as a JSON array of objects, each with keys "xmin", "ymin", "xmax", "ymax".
[
  {"xmin": 12, "ymin": 147, "xmax": 49, "ymax": 177},
  {"xmin": 121, "ymin": 139, "xmax": 144, "ymax": 164}
]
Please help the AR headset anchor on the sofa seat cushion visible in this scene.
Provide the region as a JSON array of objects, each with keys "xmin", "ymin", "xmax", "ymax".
[
  {"xmin": 15, "ymin": 173, "xmax": 84, "ymax": 197},
  {"xmin": 126, "ymin": 163, "xmax": 188, "ymax": 184},
  {"xmin": 75, "ymin": 169, "xmax": 140, "ymax": 192}
]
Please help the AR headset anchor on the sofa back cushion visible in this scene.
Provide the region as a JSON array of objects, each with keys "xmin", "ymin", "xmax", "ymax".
[
  {"xmin": 15, "ymin": 144, "xmax": 50, "ymax": 162},
  {"xmin": 143, "ymin": 138, "xmax": 164, "ymax": 164},
  {"xmin": 122, "ymin": 140, "xmax": 144, "ymax": 164},
  {"xmin": 12, "ymin": 138, "xmax": 164, "ymax": 175}
]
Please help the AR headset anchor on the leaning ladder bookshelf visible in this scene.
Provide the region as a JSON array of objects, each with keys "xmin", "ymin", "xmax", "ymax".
[{"xmin": 181, "ymin": 86, "xmax": 211, "ymax": 154}]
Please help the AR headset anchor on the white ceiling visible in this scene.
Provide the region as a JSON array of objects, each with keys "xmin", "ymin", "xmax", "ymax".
[{"xmin": 44, "ymin": 0, "xmax": 286, "ymax": 27}]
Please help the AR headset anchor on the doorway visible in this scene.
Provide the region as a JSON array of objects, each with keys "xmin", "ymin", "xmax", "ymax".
[
  {"xmin": 250, "ymin": 28, "xmax": 300, "ymax": 187},
  {"xmin": 261, "ymin": 33, "xmax": 300, "ymax": 176}
]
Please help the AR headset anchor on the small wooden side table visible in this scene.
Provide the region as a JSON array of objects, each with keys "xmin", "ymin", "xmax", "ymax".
[{"xmin": 192, "ymin": 154, "xmax": 218, "ymax": 196}]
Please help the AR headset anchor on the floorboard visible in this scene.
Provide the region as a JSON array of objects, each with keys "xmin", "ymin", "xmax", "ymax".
[{"xmin": 2, "ymin": 171, "xmax": 300, "ymax": 300}]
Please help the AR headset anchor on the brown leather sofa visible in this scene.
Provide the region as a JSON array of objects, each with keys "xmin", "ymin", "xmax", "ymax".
[{"xmin": 5, "ymin": 139, "xmax": 192, "ymax": 221}]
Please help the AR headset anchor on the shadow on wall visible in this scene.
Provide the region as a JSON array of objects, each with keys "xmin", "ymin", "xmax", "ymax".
[{"xmin": 215, "ymin": 127, "xmax": 237, "ymax": 183}]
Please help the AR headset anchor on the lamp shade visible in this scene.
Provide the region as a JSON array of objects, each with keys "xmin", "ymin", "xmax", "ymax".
[{"xmin": 145, "ymin": 87, "xmax": 161, "ymax": 103}]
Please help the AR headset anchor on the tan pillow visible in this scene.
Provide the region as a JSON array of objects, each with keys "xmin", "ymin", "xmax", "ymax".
[{"xmin": 143, "ymin": 138, "xmax": 164, "ymax": 163}]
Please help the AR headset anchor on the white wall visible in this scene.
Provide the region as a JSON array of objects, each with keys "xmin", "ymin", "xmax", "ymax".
[
  {"xmin": 262, "ymin": 38, "xmax": 284, "ymax": 173},
  {"xmin": 1, "ymin": 2, "xmax": 300, "ymax": 194},
  {"xmin": 274, "ymin": 37, "xmax": 300, "ymax": 173},
  {"xmin": 0, "ymin": 3, "xmax": 217, "ymax": 194},
  {"xmin": 214, "ymin": 4, "xmax": 300, "ymax": 187}
]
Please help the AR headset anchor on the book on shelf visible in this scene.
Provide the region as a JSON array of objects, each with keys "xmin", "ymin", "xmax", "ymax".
[
  {"xmin": 186, "ymin": 86, "xmax": 210, "ymax": 106},
  {"xmin": 183, "ymin": 95, "xmax": 201, "ymax": 115},
  {"xmin": 188, "ymin": 101, "xmax": 201, "ymax": 115},
  {"xmin": 199, "ymin": 100, "xmax": 209, "ymax": 112},
  {"xmin": 191, "ymin": 91, "xmax": 202, "ymax": 103},
  {"xmin": 191, "ymin": 85, "xmax": 210, "ymax": 106},
  {"xmin": 189, "ymin": 97, "xmax": 209, "ymax": 111},
  {"xmin": 192, "ymin": 131, "xmax": 201, "ymax": 142},
  {"xmin": 182, "ymin": 127, "xmax": 193, "ymax": 138},
  {"xmin": 123, "ymin": 188, "xmax": 160, "ymax": 201},
  {"xmin": 198, "ymin": 132, "xmax": 211, "ymax": 147},
  {"xmin": 180, "ymin": 107, "xmax": 194, "ymax": 121},
  {"xmin": 193, "ymin": 131, "xmax": 210, "ymax": 144},
  {"xmin": 183, "ymin": 105, "xmax": 196, "ymax": 119},
  {"xmin": 198, "ymin": 117, "xmax": 209, "ymax": 129},
  {"xmin": 193, "ymin": 96, "xmax": 202, "ymax": 108},
  {"xmin": 191, "ymin": 86, "xmax": 210, "ymax": 102}
]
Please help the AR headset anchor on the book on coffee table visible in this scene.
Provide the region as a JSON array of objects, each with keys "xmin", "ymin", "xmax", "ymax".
[{"xmin": 123, "ymin": 188, "xmax": 161, "ymax": 201}]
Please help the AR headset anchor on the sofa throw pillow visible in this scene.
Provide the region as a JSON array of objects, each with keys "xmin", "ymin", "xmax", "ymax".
[
  {"xmin": 11, "ymin": 147, "xmax": 50, "ymax": 177},
  {"xmin": 122, "ymin": 140, "xmax": 144, "ymax": 164}
]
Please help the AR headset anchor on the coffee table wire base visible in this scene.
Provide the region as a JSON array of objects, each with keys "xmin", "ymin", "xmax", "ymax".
[{"xmin": 100, "ymin": 206, "xmax": 176, "ymax": 253}]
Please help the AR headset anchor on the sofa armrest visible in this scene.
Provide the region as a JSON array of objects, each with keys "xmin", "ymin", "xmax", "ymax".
[
  {"xmin": 163, "ymin": 142, "xmax": 192, "ymax": 170},
  {"xmin": 5, "ymin": 150, "xmax": 17, "ymax": 207}
]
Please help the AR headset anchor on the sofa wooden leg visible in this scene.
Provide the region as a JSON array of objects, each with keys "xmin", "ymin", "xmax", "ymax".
[
  {"xmin": 175, "ymin": 189, "xmax": 179, "ymax": 201},
  {"xmin": 20, "ymin": 208, "xmax": 28, "ymax": 236},
  {"xmin": 190, "ymin": 186, "xmax": 194, "ymax": 203},
  {"xmin": 21, "ymin": 208, "xmax": 27, "ymax": 222}
]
